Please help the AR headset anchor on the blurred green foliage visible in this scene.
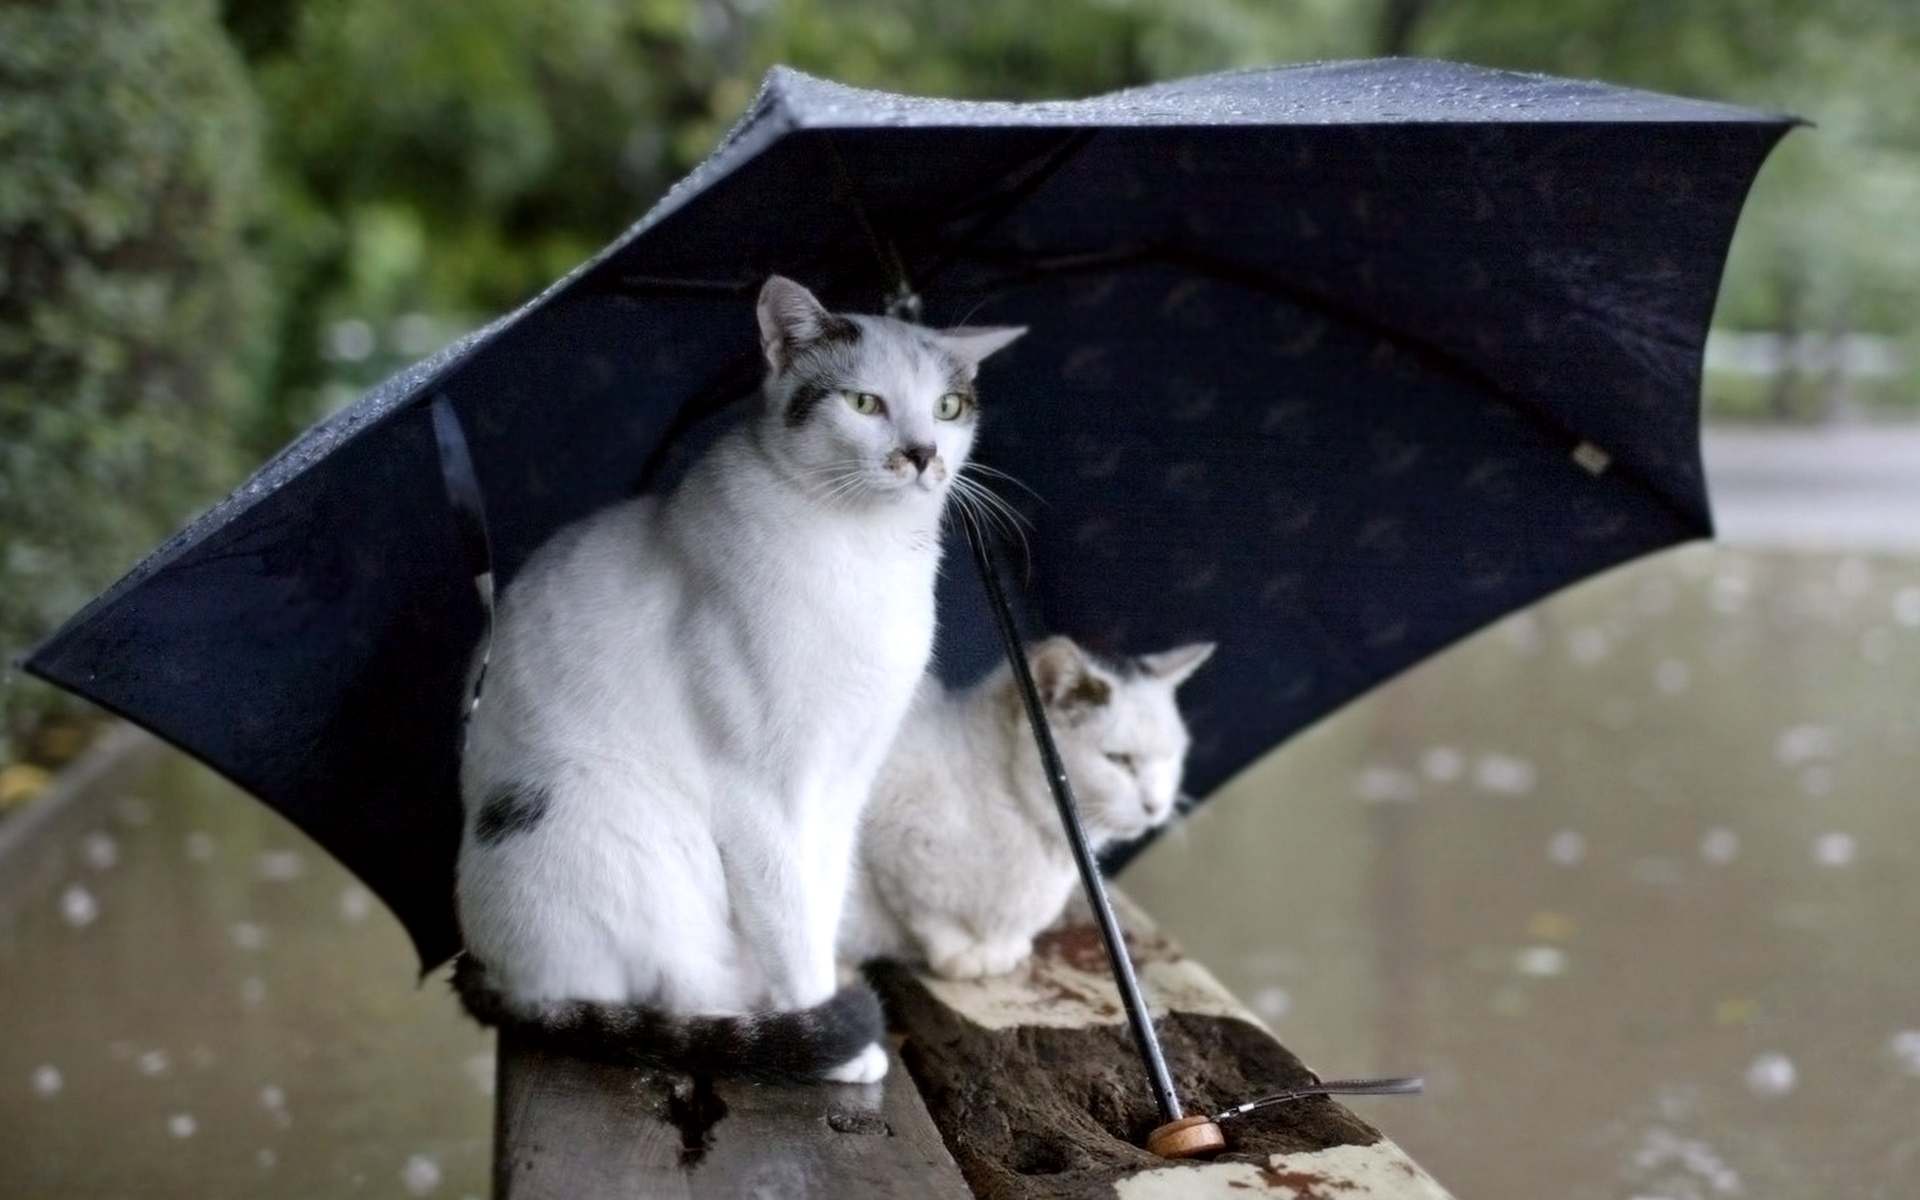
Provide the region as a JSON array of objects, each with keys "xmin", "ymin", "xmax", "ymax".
[
  {"xmin": 1, "ymin": 0, "xmax": 264, "ymax": 765},
  {"xmin": 4, "ymin": 0, "xmax": 1917, "ymax": 769}
]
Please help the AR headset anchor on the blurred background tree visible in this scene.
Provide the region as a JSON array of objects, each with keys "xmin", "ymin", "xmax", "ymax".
[
  {"xmin": 4, "ymin": 0, "xmax": 1916, "ymax": 780},
  {"xmin": 1, "ymin": 0, "xmax": 264, "ymax": 792}
]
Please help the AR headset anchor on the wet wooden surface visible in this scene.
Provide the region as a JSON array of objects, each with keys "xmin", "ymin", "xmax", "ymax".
[
  {"xmin": 494, "ymin": 1036, "xmax": 971, "ymax": 1199},
  {"xmin": 869, "ymin": 893, "xmax": 1456, "ymax": 1199}
]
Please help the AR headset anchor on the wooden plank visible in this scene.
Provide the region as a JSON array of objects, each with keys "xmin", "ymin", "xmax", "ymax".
[
  {"xmin": 495, "ymin": 1035, "xmax": 973, "ymax": 1199},
  {"xmin": 869, "ymin": 892, "xmax": 1456, "ymax": 1199}
]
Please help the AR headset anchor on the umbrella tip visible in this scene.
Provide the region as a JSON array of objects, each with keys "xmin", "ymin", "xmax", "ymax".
[{"xmin": 1146, "ymin": 1115, "xmax": 1226, "ymax": 1159}]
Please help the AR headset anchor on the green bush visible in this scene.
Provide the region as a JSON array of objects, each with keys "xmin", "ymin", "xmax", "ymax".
[{"xmin": 0, "ymin": 0, "xmax": 266, "ymax": 770}]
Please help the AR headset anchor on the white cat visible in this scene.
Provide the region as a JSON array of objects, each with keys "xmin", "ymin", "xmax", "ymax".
[
  {"xmin": 454, "ymin": 276, "xmax": 1023, "ymax": 1082},
  {"xmin": 841, "ymin": 636, "xmax": 1213, "ymax": 980}
]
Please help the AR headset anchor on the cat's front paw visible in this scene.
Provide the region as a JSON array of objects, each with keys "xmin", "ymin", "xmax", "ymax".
[
  {"xmin": 930, "ymin": 938, "xmax": 1030, "ymax": 981},
  {"xmin": 822, "ymin": 1041, "xmax": 889, "ymax": 1084}
]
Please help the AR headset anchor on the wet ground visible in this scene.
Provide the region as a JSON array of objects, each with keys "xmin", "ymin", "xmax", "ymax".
[
  {"xmin": 0, "ymin": 743, "xmax": 492, "ymax": 1199},
  {"xmin": 3, "ymin": 422, "xmax": 1917, "ymax": 1197},
  {"xmin": 1128, "ymin": 542, "xmax": 1920, "ymax": 1198}
]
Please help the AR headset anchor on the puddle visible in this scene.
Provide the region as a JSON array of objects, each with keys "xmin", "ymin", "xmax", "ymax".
[
  {"xmin": 1128, "ymin": 545, "xmax": 1920, "ymax": 1199},
  {"xmin": 0, "ymin": 751, "xmax": 491, "ymax": 1198}
]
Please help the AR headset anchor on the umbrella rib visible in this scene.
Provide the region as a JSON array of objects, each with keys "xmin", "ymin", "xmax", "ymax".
[
  {"xmin": 938, "ymin": 239, "xmax": 1708, "ymax": 534},
  {"xmin": 912, "ymin": 131, "xmax": 1099, "ymax": 295}
]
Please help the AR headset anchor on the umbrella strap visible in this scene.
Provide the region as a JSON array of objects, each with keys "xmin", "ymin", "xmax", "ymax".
[
  {"xmin": 1213, "ymin": 1076, "xmax": 1425, "ymax": 1123},
  {"xmin": 429, "ymin": 395, "xmax": 496, "ymax": 729}
]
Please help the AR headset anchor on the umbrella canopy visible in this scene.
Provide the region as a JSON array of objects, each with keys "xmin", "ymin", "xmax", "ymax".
[{"xmin": 25, "ymin": 60, "xmax": 1794, "ymax": 969}]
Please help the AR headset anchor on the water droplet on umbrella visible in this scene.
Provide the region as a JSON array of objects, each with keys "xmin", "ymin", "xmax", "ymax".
[
  {"xmin": 1745, "ymin": 1053, "xmax": 1796, "ymax": 1098},
  {"xmin": 31, "ymin": 1065, "xmax": 62, "ymax": 1098},
  {"xmin": 168, "ymin": 1113, "xmax": 198, "ymax": 1139},
  {"xmin": 231, "ymin": 922, "xmax": 268, "ymax": 950},
  {"xmin": 60, "ymin": 886, "xmax": 98, "ymax": 927},
  {"xmin": 1654, "ymin": 658, "xmax": 1691, "ymax": 695},
  {"xmin": 114, "ymin": 796, "xmax": 151, "ymax": 826},
  {"xmin": 402, "ymin": 1153, "xmax": 443, "ymax": 1195},
  {"xmin": 257, "ymin": 1149, "xmax": 278, "ymax": 1170},
  {"xmin": 240, "ymin": 977, "xmax": 267, "ymax": 1006},
  {"xmin": 185, "ymin": 833, "xmax": 216, "ymax": 863},
  {"xmin": 260, "ymin": 1084, "xmax": 286, "ymax": 1111},
  {"xmin": 138, "ymin": 1049, "xmax": 169, "ymax": 1076}
]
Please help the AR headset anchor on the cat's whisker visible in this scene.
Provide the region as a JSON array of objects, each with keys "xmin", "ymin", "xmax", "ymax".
[
  {"xmin": 797, "ymin": 460, "xmax": 873, "ymax": 506},
  {"xmin": 818, "ymin": 472, "xmax": 871, "ymax": 504},
  {"xmin": 948, "ymin": 480, "xmax": 1032, "ymax": 571},
  {"xmin": 950, "ymin": 471, "xmax": 1030, "ymax": 527},
  {"xmin": 961, "ymin": 462, "xmax": 1045, "ymax": 505},
  {"xmin": 950, "ymin": 476, "xmax": 1032, "ymax": 548}
]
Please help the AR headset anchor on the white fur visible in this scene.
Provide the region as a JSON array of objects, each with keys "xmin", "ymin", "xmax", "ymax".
[
  {"xmin": 841, "ymin": 637, "xmax": 1213, "ymax": 979},
  {"xmin": 456, "ymin": 277, "xmax": 1022, "ymax": 1081}
]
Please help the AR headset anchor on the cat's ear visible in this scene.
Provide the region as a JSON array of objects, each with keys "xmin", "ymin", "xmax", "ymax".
[
  {"xmin": 1139, "ymin": 642, "xmax": 1215, "ymax": 688},
  {"xmin": 757, "ymin": 275, "xmax": 854, "ymax": 371},
  {"xmin": 1030, "ymin": 637, "xmax": 1111, "ymax": 711},
  {"xmin": 936, "ymin": 325, "xmax": 1027, "ymax": 376}
]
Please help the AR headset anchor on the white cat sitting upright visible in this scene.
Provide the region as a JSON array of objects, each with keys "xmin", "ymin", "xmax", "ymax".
[
  {"xmin": 454, "ymin": 276, "xmax": 1023, "ymax": 1083},
  {"xmin": 842, "ymin": 636, "xmax": 1213, "ymax": 980}
]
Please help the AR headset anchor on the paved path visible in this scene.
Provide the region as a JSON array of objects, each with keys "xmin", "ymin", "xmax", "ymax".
[{"xmin": 1703, "ymin": 421, "xmax": 1920, "ymax": 551}]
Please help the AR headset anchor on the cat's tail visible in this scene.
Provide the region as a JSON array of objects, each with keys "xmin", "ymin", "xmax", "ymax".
[{"xmin": 452, "ymin": 954, "xmax": 884, "ymax": 1082}]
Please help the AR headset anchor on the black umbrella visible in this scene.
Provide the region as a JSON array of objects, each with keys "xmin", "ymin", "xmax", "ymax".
[{"xmin": 26, "ymin": 59, "xmax": 1790, "ymax": 990}]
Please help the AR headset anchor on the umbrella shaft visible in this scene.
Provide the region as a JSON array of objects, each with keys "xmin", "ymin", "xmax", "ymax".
[{"xmin": 961, "ymin": 515, "xmax": 1184, "ymax": 1126}]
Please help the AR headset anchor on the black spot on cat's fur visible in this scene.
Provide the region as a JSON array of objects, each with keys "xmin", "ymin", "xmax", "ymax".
[
  {"xmin": 475, "ymin": 782, "xmax": 551, "ymax": 845},
  {"xmin": 785, "ymin": 379, "xmax": 837, "ymax": 428}
]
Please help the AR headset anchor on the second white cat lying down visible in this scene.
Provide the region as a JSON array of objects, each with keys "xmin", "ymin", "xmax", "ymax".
[{"xmin": 842, "ymin": 636, "xmax": 1212, "ymax": 980}]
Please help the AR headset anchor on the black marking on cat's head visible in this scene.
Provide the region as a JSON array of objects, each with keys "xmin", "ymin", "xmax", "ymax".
[
  {"xmin": 784, "ymin": 378, "xmax": 838, "ymax": 428},
  {"xmin": 474, "ymin": 782, "xmax": 552, "ymax": 846},
  {"xmin": 758, "ymin": 275, "xmax": 860, "ymax": 373},
  {"xmin": 1031, "ymin": 637, "xmax": 1113, "ymax": 712}
]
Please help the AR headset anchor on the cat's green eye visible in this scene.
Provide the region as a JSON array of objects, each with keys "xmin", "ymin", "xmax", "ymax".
[
  {"xmin": 845, "ymin": 391, "xmax": 885, "ymax": 416},
  {"xmin": 934, "ymin": 392, "xmax": 969, "ymax": 421}
]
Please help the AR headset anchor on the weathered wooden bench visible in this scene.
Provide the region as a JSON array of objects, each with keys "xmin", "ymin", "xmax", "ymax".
[{"xmin": 495, "ymin": 894, "xmax": 1454, "ymax": 1198}]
